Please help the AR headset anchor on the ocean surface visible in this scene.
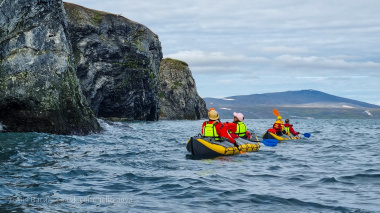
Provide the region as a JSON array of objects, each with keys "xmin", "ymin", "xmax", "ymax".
[{"xmin": 0, "ymin": 119, "xmax": 379, "ymax": 213}]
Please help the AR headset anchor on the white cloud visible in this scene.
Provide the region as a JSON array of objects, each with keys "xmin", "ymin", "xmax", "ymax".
[
  {"xmin": 274, "ymin": 55, "xmax": 380, "ymax": 70},
  {"xmin": 295, "ymin": 76, "xmax": 368, "ymax": 80},
  {"xmin": 166, "ymin": 50, "xmax": 269, "ymax": 67},
  {"xmin": 217, "ymin": 80, "xmax": 233, "ymax": 84},
  {"xmin": 260, "ymin": 46, "xmax": 309, "ymax": 54},
  {"xmin": 169, "ymin": 51, "xmax": 380, "ymax": 76}
]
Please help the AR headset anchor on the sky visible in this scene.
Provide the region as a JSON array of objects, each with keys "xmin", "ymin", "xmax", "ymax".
[{"xmin": 65, "ymin": 0, "xmax": 380, "ymax": 105}]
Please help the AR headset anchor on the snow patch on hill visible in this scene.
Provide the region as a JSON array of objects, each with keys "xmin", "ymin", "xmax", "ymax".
[{"xmin": 365, "ymin": 110, "xmax": 373, "ymax": 116}]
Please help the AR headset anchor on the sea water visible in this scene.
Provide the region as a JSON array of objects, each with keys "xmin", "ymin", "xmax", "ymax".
[{"xmin": 0, "ymin": 119, "xmax": 379, "ymax": 212}]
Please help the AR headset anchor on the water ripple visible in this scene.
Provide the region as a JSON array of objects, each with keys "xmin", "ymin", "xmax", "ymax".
[{"xmin": 1, "ymin": 119, "xmax": 380, "ymax": 212}]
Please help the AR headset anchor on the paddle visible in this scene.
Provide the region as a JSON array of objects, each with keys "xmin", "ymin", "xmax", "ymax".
[
  {"xmin": 249, "ymin": 139, "xmax": 279, "ymax": 147},
  {"xmin": 301, "ymin": 133, "xmax": 311, "ymax": 138},
  {"xmin": 273, "ymin": 108, "xmax": 280, "ymax": 117}
]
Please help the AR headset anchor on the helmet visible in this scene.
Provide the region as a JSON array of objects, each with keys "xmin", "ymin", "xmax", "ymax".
[
  {"xmin": 208, "ymin": 110, "xmax": 219, "ymax": 120},
  {"xmin": 277, "ymin": 116, "xmax": 282, "ymax": 120}
]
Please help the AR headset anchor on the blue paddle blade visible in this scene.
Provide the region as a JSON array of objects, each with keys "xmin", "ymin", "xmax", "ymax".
[
  {"xmin": 262, "ymin": 139, "xmax": 278, "ymax": 147},
  {"xmin": 303, "ymin": 133, "xmax": 311, "ymax": 138}
]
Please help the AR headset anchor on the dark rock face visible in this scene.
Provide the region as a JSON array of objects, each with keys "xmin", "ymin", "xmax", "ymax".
[
  {"xmin": 158, "ymin": 58, "xmax": 207, "ymax": 120},
  {"xmin": 64, "ymin": 3, "xmax": 163, "ymax": 121},
  {"xmin": 0, "ymin": 0, "xmax": 101, "ymax": 134}
]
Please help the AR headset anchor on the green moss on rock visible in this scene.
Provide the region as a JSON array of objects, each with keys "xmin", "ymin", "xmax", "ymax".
[
  {"xmin": 64, "ymin": 2, "xmax": 107, "ymax": 26},
  {"xmin": 161, "ymin": 58, "xmax": 188, "ymax": 71}
]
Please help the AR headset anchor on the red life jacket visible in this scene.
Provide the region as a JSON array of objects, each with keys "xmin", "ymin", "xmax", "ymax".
[{"xmin": 273, "ymin": 123, "xmax": 282, "ymax": 131}]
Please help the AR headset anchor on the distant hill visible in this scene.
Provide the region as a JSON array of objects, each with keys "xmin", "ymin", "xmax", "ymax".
[{"xmin": 204, "ymin": 90, "xmax": 380, "ymax": 119}]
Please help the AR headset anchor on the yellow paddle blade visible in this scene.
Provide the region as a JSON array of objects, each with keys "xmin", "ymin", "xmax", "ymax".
[{"xmin": 273, "ymin": 108, "xmax": 280, "ymax": 116}]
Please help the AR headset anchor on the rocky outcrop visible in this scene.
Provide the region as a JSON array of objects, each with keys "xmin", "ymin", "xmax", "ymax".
[
  {"xmin": 0, "ymin": 0, "xmax": 101, "ymax": 134},
  {"xmin": 158, "ymin": 58, "xmax": 207, "ymax": 120},
  {"xmin": 64, "ymin": 3, "xmax": 163, "ymax": 121}
]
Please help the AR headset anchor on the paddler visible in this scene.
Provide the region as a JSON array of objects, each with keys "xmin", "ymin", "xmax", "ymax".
[
  {"xmin": 284, "ymin": 119, "xmax": 300, "ymax": 136},
  {"xmin": 201, "ymin": 108, "xmax": 237, "ymax": 145},
  {"xmin": 273, "ymin": 116, "xmax": 286, "ymax": 136},
  {"xmin": 225, "ymin": 112, "xmax": 252, "ymax": 139}
]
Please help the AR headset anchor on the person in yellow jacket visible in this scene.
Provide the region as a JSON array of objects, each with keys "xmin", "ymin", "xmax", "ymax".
[
  {"xmin": 224, "ymin": 112, "xmax": 252, "ymax": 139},
  {"xmin": 273, "ymin": 116, "xmax": 286, "ymax": 136},
  {"xmin": 201, "ymin": 109, "xmax": 236, "ymax": 143}
]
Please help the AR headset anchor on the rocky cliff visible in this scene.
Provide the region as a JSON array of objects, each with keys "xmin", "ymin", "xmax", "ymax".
[
  {"xmin": 0, "ymin": 0, "xmax": 101, "ymax": 134},
  {"xmin": 158, "ymin": 58, "xmax": 207, "ymax": 120},
  {"xmin": 64, "ymin": 3, "xmax": 163, "ymax": 121}
]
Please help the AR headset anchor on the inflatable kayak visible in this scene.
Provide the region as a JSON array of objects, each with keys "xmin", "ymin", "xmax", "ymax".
[
  {"xmin": 186, "ymin": 134, "xmax": 260, "ymax": 158},
  {"xmin": 262, "ymin": 131, "xmax": 301, "ymax": 141}
]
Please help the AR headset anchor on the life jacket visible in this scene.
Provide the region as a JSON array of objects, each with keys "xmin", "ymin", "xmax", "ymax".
[
  {"xmin": 234, "ymin": 122, "xmax": 247, "ymax": 137},
  {"xmin": 284, "ymin": 125, "xmax": 291, "ymax": 136},
  {"xmin": 273, "ymin": 122, "xmax": 283, "ymax": 131},
  {"xmin": 284, "ymin": 123, "xmax": 296, "ymax": 136},
  {"xmin": 202, "ymin": 121, "xmax": 221, "ymax": 140},
  {"xmin": 273, "ymin": 121, "xmax": 284, "ymax": 135}
]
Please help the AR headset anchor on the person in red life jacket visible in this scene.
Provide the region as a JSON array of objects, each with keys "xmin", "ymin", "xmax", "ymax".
[
  {"xmin": 202, "ymin": 109, "xmax": 237, "ymax": 145},
  {"xmin": 225, "ymin": 112, "xmax": 252, "ymax": 139},
  {"xmin": 284, "ymin": 119, "xmax": 300, "ymax": 136},
  {"xmin": 273, "ymin": 116, "xmax": 286, "ymax": 136}
]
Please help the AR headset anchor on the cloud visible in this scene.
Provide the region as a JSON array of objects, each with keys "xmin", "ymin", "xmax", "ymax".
[
  {"xmin": 274, "ymin": 55, "xmax": 380, "ymax": 70},
  {"xmin": 165, "ymin": 51, "xmax": 380, "ymax": 88},
  {"xmin": 191, "ymin": 66, "xmax": 245, "ymax": 74},
  {"xmin": 166, "ymin": 50, "xmax": 269, "ymax": 67},
  {"xmin": 167, "ymin": 51, "xmax": 380, "ymax": 75},
  {"xmin": 216, "ymin": 79, "xmax": 233, "ymax": 84},
  {"xmin": 295, "ymin": 76, "xmax": 368, "ymax": 80},
  {"xmin": 260, "ymin": 46, "xmax": 309, "ymax": 54}
]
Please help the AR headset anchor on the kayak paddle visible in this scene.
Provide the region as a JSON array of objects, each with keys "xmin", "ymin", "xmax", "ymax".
[
  {"xmin": 273, "ymin": 108, "xmax": 280, "ymax": 117},
  {"xmin": 262, "ymin": 139, "xmax": 278, "ymax": 147},
  {"xmin": 302, "ymin": 133, "xmax": 311, "ymax": 138},
  {"xmin": 249, "ymin": 139, "xmax": 279, "ymax": 147}
]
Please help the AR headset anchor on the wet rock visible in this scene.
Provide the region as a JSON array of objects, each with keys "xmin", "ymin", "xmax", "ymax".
[
  {"xmin": 158, "ymin": 58, "xmax": 207, "ymax": 120},
  {"xmin": 0, "ymin": 0, "xmax": 101, "ymax": 135},
  {"xmin": 64, "ymin": 3, "xmax": 163, "ymax": 121}
]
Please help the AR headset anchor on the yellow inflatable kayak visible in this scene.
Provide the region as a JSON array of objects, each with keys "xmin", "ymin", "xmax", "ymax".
[
  {"xmin": 262, "ymin": 131, "xmax": 301, "ymax": 141},
  {"xmin": 186, "ymin": 135, "xmax": 260, "ymax": 157}
]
